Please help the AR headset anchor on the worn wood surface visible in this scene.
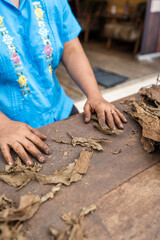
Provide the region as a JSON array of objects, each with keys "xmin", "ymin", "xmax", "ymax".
[
  {"xmin": 0, "ymin": 98, "xmax": 159, "ymax": 239},
  {"xmin": 85, "ymin": 163, "xmax": 160, "ymax": 240}
]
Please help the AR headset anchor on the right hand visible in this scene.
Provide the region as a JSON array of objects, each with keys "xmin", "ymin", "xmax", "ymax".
[{"xmin": 0, "ymin": 114, "xmax": 50, "ymax": 166}]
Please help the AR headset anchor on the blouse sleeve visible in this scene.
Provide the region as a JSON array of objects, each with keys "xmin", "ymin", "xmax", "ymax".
[{"xmin": 61, "ymin": 0, "xmax": 82, "ymax": 43}]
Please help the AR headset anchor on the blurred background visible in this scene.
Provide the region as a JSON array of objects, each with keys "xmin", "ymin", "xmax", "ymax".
[{"xmin": 57, "ymin": 0, "xmax": 160, "ymax": 111}]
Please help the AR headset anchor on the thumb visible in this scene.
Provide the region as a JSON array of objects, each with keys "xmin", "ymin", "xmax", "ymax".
[{"xmin": 84, "ymin": 104, "xmax": 91, "ymax": 123}]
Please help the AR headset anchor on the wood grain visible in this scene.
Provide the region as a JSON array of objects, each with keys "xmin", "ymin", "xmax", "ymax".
[{"xmin": 85, "ymin": 163, "xmax": 160, "ymax": 240}]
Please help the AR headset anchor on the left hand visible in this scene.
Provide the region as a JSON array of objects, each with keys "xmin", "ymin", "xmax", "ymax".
[{"xmin": 84, "ymin": 96, "xmax": 127, "ymax": 130}]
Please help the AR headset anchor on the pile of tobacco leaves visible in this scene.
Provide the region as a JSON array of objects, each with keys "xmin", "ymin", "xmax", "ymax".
[{"xmin": 126, "ymin": 83, "xmax": 160, "ymax": 153}]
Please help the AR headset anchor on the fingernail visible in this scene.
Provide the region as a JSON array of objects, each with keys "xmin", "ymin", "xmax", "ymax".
[
  {"xmin": 100, "ymin": 120, "xmax": 105, "ymax": 127},
  {"xmin": 27, "ymin": 160, "xmax": 32, "ymax": 166},
  {"xmin": 8, "ymin": 161, "xmax": 13, "ymax": 166},
  {"xmin": 45, "ymin": 148, "xmax": 51, "ymax": 155},
  {"xmin": 39, "ymin": 156, "xmax": 45, "ymax": 162}
]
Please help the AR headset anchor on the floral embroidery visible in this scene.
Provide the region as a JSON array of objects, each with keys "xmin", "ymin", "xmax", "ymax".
[
  {"xmin": 0, "ymin": 16, "xmax": 31, "ymax": 98},
  {"xmin": 44, "ymin": 44, "xmax": 53, "ymax": 56},
  {"xmin": 2, "ymin": 34, "xmax": 14, "ymax": 45},
  {"xmin": 32, "ymin": 1, "xmax": 53, "ymax": 77},
  {"xmin": 11, "ymin": 53, "xmax": 20, "ymax": 64}
]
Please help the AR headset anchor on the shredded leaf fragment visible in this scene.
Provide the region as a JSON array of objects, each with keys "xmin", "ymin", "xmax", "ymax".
[
  {"xmin": 0, "ymin": 149, "xmax": 93, "ymax": 189},
  {"xmin": 0, "ymin": 186, "xmax": 60, "ymax": 240},
  {"xmin": 68, "ymin": 133, "xmax": 111, "ymax": 151},
  {"xmin": 111, "ymin": 149, "xmax": 122, "ymax": 155},
  {"xmin": 53, "ymin": 133, "xmax": 111, "ymax": 151},
  {"xmin": 50, "ymin": 204, "xmax": 97, "ymax": 240},
  {"xmin": 91, "ymin": 114, "xmax": 123, "ymax": 135},
  {"xmin": 0, "ymin": 158, "xmax": 42, "ymax": 190}
]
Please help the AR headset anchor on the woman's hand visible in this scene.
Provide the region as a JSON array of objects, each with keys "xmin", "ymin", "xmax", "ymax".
[
  {"xmin": 0, "ymin": 113, "xmax": 50, "ymax": 166},
  {"xmin": 84, "ymin": 96, "xmax": 127, "ymax": 129}
]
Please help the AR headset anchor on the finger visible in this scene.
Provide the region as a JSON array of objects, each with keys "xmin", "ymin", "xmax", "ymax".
[
  {"xmin": 20, "ymin": 139, "xmax": 45, "ymax": 163},
  {"xmin": 11, "ymin": 142, "xmax": 33, "ymax": 165},
  {"xmin": 26, "ymin": 132, "xmax": 50, "ymax": 155},
  {"xmin": 84, "ymin": 104, "xmax": 91, "ymax": 123},
  {"xmin": 105, "ymin": 111, "xmax": 116, "ymax": 130},
  {"xmin": 96, "ymin": 110, "xmax": 106, "ymax": 127},
  {"xmin": 27, "ymin": 125, "xmax": 47, "ymax": 140},
  {"xmin": 0, "ymin": 144, "xmax": 14, "ymax": 166},
  {"xmin": 115, "ymin": 109, "xmax": 127, "ymax": 123},
  {"xmin": 112, "ymin": 111, "xmax": 124, "ymax": 129}
]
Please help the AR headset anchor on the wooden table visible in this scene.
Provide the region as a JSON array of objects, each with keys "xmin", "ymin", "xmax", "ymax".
[{"xmin": 0, "ymin": 96, "xmax": 159, "ymax": 240}]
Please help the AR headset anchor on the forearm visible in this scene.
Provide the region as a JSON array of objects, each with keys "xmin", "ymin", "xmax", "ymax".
[
  {"xmin": 0, "ymin": 111, "xmax": 10, "ymax": 122},
  {"xmin": 62, "ymin": 38, "xmax": 102, "ymax": 99}
]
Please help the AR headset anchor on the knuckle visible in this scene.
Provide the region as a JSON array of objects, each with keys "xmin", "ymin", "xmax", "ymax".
[
  {"xmin": 15, "ymin": 146, "xmax": 22, "ymax": 153},
  {"xmin": 99, "ymin": 103, "xmax": 105, "ymax": 108},
  {"xmin": 31, "ymin": 134, "xmax": 37, "ymax": 141},
  {"xmin": 1, "ymin": 145, "xmax": 6, "ymax": 152},
  {"xmin": 26, "ymin": 144, "xmax": 32, "ymax": 150},
  {"xmin": 32, "ymin": 129, "xmax": 37, "ymax": 134},
  {"xmin": 84, "ymin": 105, "xmax": 88, "ymax": 111},
  {"xmin": 98, "ymin": 114, "xmax": 105, "ymax": 120},
  {"xmin": 107, "ymin": 114, "xmax": 113, "ymax": 120}
]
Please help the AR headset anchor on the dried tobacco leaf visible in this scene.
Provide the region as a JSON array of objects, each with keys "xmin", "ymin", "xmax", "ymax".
[
  {"xmin": 0, "ymin": 222, "xmax": 28, "ymax": 240},
  {"xmin": 53, "ymin": 133, "xmax": 111, "ymax": 151},
  {"xmin": 0, "ymin": 149, "xmax": 92, "ymax": 189},
  {"xmin": 68, "ymin": 133, "xmax": 111, "ymax": 151},
  {"xmin": 80, "ymin": 204, "xmax": 97, "ymax": 217},
  {"xmin": 49, "ymin": 227, "xmax": 66, "ymax": 240},
  {"xmin": 49, "ymin": 227, "xmax": 59, "ymax": 237},
  {"xmin": 128, "ymin": 102, "xmax": 160, "ymax": 142},
  {"xmin": 141, "ymin": 136, "xmax": 155, "ymax": 153},
  {"xmin": 140, "ymin": 85, "xmax": 160, "ymax": 104},
  {"xmin": 111, "ymin": 149, "xmax": 122, "ymax": 155},
  {"xmin": 52, "ymin": 139, "xmax": 70, "ymax": 145},
  {"xmin": 0, "ymin": 186, "xmax": 60, "ymax": 240},
  {"xmin": 41, "ymin": 185, "xmax": 61, "ymax": 203},
  {"xmin": 0, "ymin": 158, "xmax": 42, "ymax": 190},
  {"xmin": 35, "ymin": 149, "xmax": 92, "ymax": 186},
  {"xmin": 0, "ymin": 194, "xmax": 41, "ymax": 222},
  {"xmin": 93, "ymin": 122, "xmax": 123, "ymax": 135},
  {"xmin": 35, "ymin": 162, "xmax": 78, "ymax": 186},
  {"xmin": 91, "ymin": 114, "xmax": 123, "ymax": 135},
  {"xmin": 0, "ymin": 195, "xmax": 13, "ymax": 211},
  {"xmin": 6, "ymin": 158, "xmax": 42, "ymax": 174},
  {"xmin": 139, "ymin": 102, "xmax": 160, "ymax": 118},
  {"xmin": 59, "ymin": 204, "xmax": 96, "ymax": 240},
  {"xmin": 64, "ymin": 152, "xmax": 70, "ymax": 157},
  {"xmin": 126, "ymin": 84, "xmax": 160, "ymax": 153},
  {"xmin": 73, "ymin": 149, "xmax": 93, "ymax": 175}
]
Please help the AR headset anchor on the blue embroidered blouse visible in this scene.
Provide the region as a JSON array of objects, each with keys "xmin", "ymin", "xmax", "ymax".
[{"xmin": 0, "ymin": 0, "xmax": 81, "ymax": 128}]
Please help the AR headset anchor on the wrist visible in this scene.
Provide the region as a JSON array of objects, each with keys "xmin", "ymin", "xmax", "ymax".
[{"xmin": 87, "ymin": 90, "xmax": 102, "ymax": 100}]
